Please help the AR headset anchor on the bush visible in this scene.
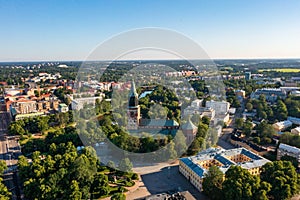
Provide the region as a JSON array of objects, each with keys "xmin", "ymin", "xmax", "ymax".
[
  {"xmin": 253, "ymin": 137, "xmax": 261, "ymax": 144},
  {"xmin": 111, "ymin": 193, "xmax": 126, "ymax": 200},
  {"xmin": 131, "ymin": 173, "xmax": 139, "ymax": 180},
  {"xmin": 124, "ymin": 181, "xmax": 135, "ymax": 187}
]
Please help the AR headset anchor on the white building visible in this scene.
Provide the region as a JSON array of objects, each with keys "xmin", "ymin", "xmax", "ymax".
[
  {"xmin": 277, "ymin": 143, "xmax": 300, "ymax": 168},
  {"xmin": 191, "ymin": 99, "xmax": 203, "ymax": 108},
  {"xmin": 214, "ymin": 114, "xmax": 230, "ymax": 125},
  {"xmin": 291, "ymin": 127, "xmax": 300, "ymax": 136},
  {"xmin": 205, "ymin": 100, "xmax": 230, "ymax": 116},
  {"xmin": 272, "ymin": 120, "xmax": 293, "ymax": 131},
  {"xmin": 71, "ymin": 96, "xmax": 104, "ymax": 110},
  {"xmin": 184, "ymin": 106, "xmax": 215, "ymax": 121}
]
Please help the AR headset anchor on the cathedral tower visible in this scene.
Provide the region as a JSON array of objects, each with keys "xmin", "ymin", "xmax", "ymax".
[{"xmin": 127, "ymin": 80, "xmax": 140, "ymax": 130}]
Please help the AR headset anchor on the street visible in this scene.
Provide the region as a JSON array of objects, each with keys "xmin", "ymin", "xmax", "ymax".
[{"xmin": 0, "ymin": 111, "xmax": 22, "ymax": 200}]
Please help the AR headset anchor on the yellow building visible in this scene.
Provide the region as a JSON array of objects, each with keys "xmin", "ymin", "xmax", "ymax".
[{"xmin": 179, "ymin": 147, "xmax": 270, "ymax": 191}]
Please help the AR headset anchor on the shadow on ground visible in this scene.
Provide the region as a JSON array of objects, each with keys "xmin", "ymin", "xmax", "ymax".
[{"xmin": 140, "ymin": 165, "xmax": 208, "ymax": 200}]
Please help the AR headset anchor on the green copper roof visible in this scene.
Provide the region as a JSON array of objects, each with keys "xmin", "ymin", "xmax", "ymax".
[{"xmin": 181, "ymin": 119, "xmax": 197, "ymax": 130}]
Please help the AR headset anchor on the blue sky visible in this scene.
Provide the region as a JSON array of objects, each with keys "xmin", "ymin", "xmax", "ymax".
[{"xmin": 1, "ymin": 0, "xmax": 300, "ymax": 61}]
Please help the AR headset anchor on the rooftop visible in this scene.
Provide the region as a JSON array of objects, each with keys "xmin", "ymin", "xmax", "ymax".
[
  {"xmin": 180, "ymin": 147, "xmax": 270, "ymax": 178},
  {"xmin": 181, "ymin": 119, "xmax": 197, "ymax": 130},
  {"xmin": 140, "ymin": 119, "xmax": 179, "ymax": 127},
  {"xmin": 279, "ymin": 143, "xmax": 300, "ymax": 155}
]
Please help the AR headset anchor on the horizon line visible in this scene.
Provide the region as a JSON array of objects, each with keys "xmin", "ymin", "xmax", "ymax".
[{"xmin": 1, "ymin": 57, "xmax": 300, "ymax": 63}]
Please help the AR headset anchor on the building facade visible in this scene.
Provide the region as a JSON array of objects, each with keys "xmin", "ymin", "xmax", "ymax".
[
  {"xmin": 127, "ymin": 81, "xmax": 141, "ymax": 130},
  {"xmin": 179, "ymin": 147, "xmax": 270, "ymax": 191},
  {"xmin": 250, "ymin": 88, "xmax": 286, "ymax": 102},
  {"xmin": 277, "ymin": 143, "xmax": 300, "ymax": 168},
  {"xmin": 71, "ymin": 96, "xmax": 104, "ymax": 110},
  {"xmin": 272, "ymin": 120, "xmax": 293, "ymax": 131},
  {"xmin": 291, "ymin": 127, "xmax": 300, "ymax": 136},
  {"xmin": 205, "ymin": 100, "xmax": 230, "ymax": 116}
]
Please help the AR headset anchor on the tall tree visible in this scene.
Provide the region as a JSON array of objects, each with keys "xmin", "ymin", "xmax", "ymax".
[
  {"xmin": 235, "ymin": 118, "xmax": 244, "ymax": 129},
  {"xmin": 260, "ymin": 161, "xmax": 300, "ymax": 200},
  {"xmin": 223, "ymin": 166, "xmax": 270, "ymax": 200},
  {"xmin": 202, "ymin": 166, "xmax": 224, "ymax": 200},
  {"xmin": 246, "ymin": 102, "xmax": 253, "ymax": 112},
  {"xmin": 174, "ymin": 130, "xmax": 187, "ymax": 156},
  {"xmin": 275, "ymin": 100, "xmax": 288, "ymax": 121},
  {"xmin": 118, "ymin": 158, "xmax": 133, "ymax": 173}
]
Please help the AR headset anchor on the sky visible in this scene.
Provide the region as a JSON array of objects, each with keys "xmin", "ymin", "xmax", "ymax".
[{"xmin": 0, "ymin": 0, "xmax": 300, "ymax": 61}]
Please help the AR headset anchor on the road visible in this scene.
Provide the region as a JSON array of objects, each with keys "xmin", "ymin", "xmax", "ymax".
[
  {"xmin": 0, "ymin": 112, "xmax": 22, "ymax": 200},
  {"xmin": 0, "ymin": 111, "xmax": 10, "ymax": 133}
]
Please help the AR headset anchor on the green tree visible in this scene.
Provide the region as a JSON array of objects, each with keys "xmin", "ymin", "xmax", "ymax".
[
  {"xmin": 202, "ymin": 116, "xmax": 211, "ymax": 126},
  {"xmin": 246, "ymin": 102, "xmax": 253, "ymax": 112},
  {"xmin": 260, "ymin": 161, "xmax": 300, "ymax": 200},
  {"xmin": 68, "ymin": 180, "xmax": 82, "ymax": 200},
  {"xmin": 202, "ymin": 166, "xmax": 224, "ymax": 200},
  {"xmin": 118, "ymin": 158, "xmax": 133, "ymax": 173},
  {"xmin": 8, "ymin": 122, "xmax": 25, "ymax": 135},
  {"xmin": 0, "ymin": 161, "xmax": 10, "ymax": 200},
  {"xmin": 0, "ymin": 177, "xmax": 11, "ymax": 200},
  {"xmin": 163, "ymin": 141, "xmax": 177, "ymax": 160},
  {"xmin": 275, "ymin": 100, "xmax": 288, "ymax": 121},
  {"xmin": 242, "ymin": 121, "xmax": 253, "ymax": 136},
  {"xmin": 223, "ymin": 166, "xmax": 271, "ymax": 200},
  {"xmin": 173, "ymin": 131, "xmax": 187, "ymax": 156},
  {"xmin": 107, "ymin": 160, "xmax": 116, "ymax": 170},
  {"xmin": 91, "ymin": 173, "xmax": 109, "ymax": 197},
  {"xmin": 0, "ymin": 161, "xmax": 7, "ymax": 175},
  {"xmin": 235, "ymin": 118, "xmax": 244, "ymax": 129}
]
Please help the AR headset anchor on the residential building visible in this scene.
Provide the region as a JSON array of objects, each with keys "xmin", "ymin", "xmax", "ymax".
[
  {"xmin": 291, "ymin": 127, "xmax": 300, "ymax": 136},
  {"xmin": 214, "ymin": 113, "xmax": 230, "ymax": 125},
  {"xmin": 191, "ymin": 99, "xmax": 203, "ymax": 108},
  {"xmin": 58, "ymin": 103, "xmax": 69, "ymax": 113},
  {"xmin": 250, "ymin": 88, "xmax": 286, "ymax": 102},
  {"xmin": 235, "ymin": 89, "xmax": 246, "ymax": 98},
  {"xmin": 287, "ymin": 116, "xmax": 300, "ymax": 125},
  {"xmin": 277, "ymin": 143, "xmax": 300, "ymax": 168},
  {"xmin": 291, "ymin": 77, "xmax": 300, "ymax": 83},
  {"xmin": 179, "ymin": 147, "xmax": 270, "ymax": 191},
  {"xmin": 11, "ymin": 100, "xmax": 37, "ymax": 114},
  {"xmin": 15, "ymin": 112, "xmax": 45, "ymax": 121},
  {"xmin": 272, "ymin": 120, "xmax": 293, "ymax": 131},
  {"xmin": 71, "ymin": 96, "xmax": 104, "ymax": 110},
  {"xmin": 205, "ymin": 100, "xmax": 230, "ymax": 115},
  {"xmin": 280, "ymin": 87, "xmax": 300, "ymax": 93},
  {"xmin": 283, "ymin": 81, "xmax": 297, "ymax": 87},
  {"xmin": 184, "ymin": 106, "xmax": 215, "ymax": 121}
]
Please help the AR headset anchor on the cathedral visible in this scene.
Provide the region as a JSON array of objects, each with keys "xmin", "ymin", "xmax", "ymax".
[
  {"xmin": 127, "ymin": 80, "xmax": 141, "ymax": 130},
  {"xmin": 127, "ymin": 80, "xmax": 198, "ymax": 144}
]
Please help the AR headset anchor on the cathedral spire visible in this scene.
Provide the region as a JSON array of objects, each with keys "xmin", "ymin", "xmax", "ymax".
[
  {"xmin": 129, "ymin": 79, "xmax": 138, "ymax": 98},
  {"xmin": 129, "ymin": 80, "xmax": 138, "ymax": 107}
]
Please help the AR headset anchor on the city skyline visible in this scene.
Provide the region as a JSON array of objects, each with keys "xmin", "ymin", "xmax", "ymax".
[{"xmin": 1, "ymin": 0, "xmax": 300, "ymax": 61}]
